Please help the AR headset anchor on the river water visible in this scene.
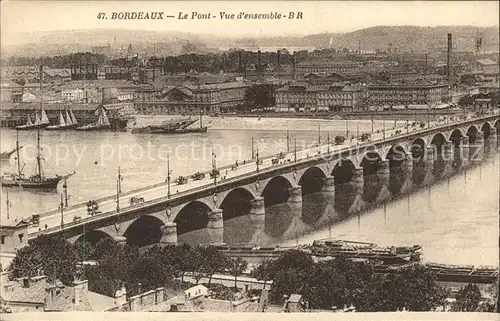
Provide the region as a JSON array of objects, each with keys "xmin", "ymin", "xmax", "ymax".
[{"xmin": 0, "ymin": 117, "xmax": 498, "ymax": 266}]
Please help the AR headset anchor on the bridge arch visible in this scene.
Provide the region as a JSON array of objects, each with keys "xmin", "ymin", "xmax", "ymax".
[
  {"xmin": 261, "ymin": 175, "xmax": 293, "ymax": 206},
  {"xmin": 174, "ymin": 200, "xmax": 212, "ymax": 236},
  {"xmin": 360, "ymin": 151, "xmax": 382, "ymax": 176},
  {"xmin": 386, "ymin": 144, "xmax": 407, "ymax": 169},
  {"xmin": 481, "ymin": 122, "xmax": 492, "ymax": 139},
  {"xmin": 220, "ymin": 187, "xmax": 254, "ymax": 221},
  {"xmin": 466, "ymin": 125, "xmax": 479, "ymax": 144},
  {"xmin": 124, "ymin": 215, "xmax": 164, "ymax": 247},
  {"xmin": 298, "ymin": 166, "xmax": 326, "ymax": 195},
  {"xmin": 331, "ymin": 159, "xmax": 356, "ymax": 185},
  {"xmin": 74, "ymin": 229, "xmax": 113, "ymax": 247},
  {"xmin": 449, "ymin": 129, "xmax": 463, "ymax": 146},
  {"xmin": 409, "ymin": 138, "xmax": 426, "ymax": 163}
]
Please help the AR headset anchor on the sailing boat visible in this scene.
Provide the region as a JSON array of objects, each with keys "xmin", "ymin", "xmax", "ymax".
[
  {"xmin": 16, "ymin": 108, "xmax": 50, "ymax": 130},
  {"xmin": 69, "ymin": 109, "xmax": 78, "ymax": 126},
  {"xmin": 16, "ymin": 66, "xmax": 51, "ymax": 130},
  {"xmin": 0, "ymin": 145, "xmax": 23, "ymax": 161},
  {"xmin": 0, "ymin": 129, "xmax": 75, "ymax": 189},
  {"xmin": 46, "ymin": 109, "xmax": 78, "ymax": 130},
  {"xmin": 76, "ymin": 105, "xmax": 111, "ymax": 131}
]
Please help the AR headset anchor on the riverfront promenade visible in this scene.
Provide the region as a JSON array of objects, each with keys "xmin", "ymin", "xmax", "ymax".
[{"xmin": 26, "ymin": 111, "xmax": 499, "ymax": 240}]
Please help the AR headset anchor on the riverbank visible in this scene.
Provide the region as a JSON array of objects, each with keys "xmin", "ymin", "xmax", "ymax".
[
  {"xmin": 232, "ymin": 109, "xmax": 465, "ymax": 121},
  {"xmin": 132, "ymin": 114, "xmax": 406, "ymax": 132}
]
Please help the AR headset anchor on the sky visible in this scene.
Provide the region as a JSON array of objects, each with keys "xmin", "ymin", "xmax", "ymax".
[{"xmin": 1, "ymin": 0, "xmax": 499, "ymax": 40}]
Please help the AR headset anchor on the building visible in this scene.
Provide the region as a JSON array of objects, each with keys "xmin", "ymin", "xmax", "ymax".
[
  {"xmin": 0, "ymin": 272, "xmax": 120, "ymax": 312},
  {"xmin": 296, "ymin": 60, "xmax": 362, "ymax": 75},
  {"xmin": 43, "ymin": 69, "xmax": 71, "ymax": 83},
  {"xmin": 284, "ymin": 294, "xmax": 306, "ymax": 312},
  {"xmin": 21, "ymin": 92, "xmax": 37, "ymax": 103},
  {"xmin": 135, "ymin": 82, "xmax": 249, "ymax": 114},
  {"xmin": 0, "ymin": 219, "xmax": 29, "ymax": 269},
  {"xmin": 367, "ymin": 82, "xmax": 450, "ymax": 108},
  {"xmin": 184, "ymin": 285, "xmax": 208, "ymax": 300},
  {"xmin": 0, "ymin": 81, "xmax": 23, "ymax": 103},
  {"xmin": 61, "ymin": 88, "xmax": 85, "ymax": 102},
  {"xmin": 275, "ymin": 82, "xmax": 366, "ymax": 113}
]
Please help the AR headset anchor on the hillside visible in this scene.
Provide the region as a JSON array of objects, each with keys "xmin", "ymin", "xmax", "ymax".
[{"xmin": 1, "ymin": 25, "xmax": 498, "ymax": 57}]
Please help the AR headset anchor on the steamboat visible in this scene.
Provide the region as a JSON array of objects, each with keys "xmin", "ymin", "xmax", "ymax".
[
  {"xmin": 131, "ymin": 115, "xmax": 207, "ymax": 134},
  {"xmin": 425, "ymin": 262, "xmax": 499, "ymax": 284},
  {"xmin": 46, "ymin": 109, "xmax": 79, "ymax": 130}
]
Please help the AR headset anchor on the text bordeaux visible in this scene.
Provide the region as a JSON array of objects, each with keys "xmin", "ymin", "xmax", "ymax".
[{"xmin": 111, "ymin": 12, "xmax": 165, "ymax": 20}]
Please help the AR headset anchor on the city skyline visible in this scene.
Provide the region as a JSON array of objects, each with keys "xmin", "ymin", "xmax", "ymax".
[{"xmin": 1, "ymin": 1, "xmax": 499, "ymax": 43}]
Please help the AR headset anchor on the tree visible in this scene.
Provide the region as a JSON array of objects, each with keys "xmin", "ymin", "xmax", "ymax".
[
  {"xmin": 454, "ymin": 283, "xmax": 482, "ymax": 312},
  {"xmin": 228, "ymin": 257, "xmax": 248, "ymax": 290},
  {"xmin": 198, "ymin": 246, "xmax": 230, "ymax": 287},
  {"xmin": 250, "ymin": 259, "xmax": 275, "ymax": 289},
  {"xmin": 8, "ymin": 235, "xmax": 78, "ymax": 285}
]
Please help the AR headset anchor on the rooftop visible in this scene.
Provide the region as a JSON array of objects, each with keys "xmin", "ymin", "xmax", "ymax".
[{"xmin": 476, "ymin": 58, "xmax": 498, "ymax": 66}]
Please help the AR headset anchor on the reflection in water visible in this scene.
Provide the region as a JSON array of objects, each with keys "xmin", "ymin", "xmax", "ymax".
[
  {"xmin": 169, "ymin": 148, "xmax": 498, "ymax": 267},
  {"xmin": 281, "ymin": 151, "xmax": 499, "ymax": 266}
]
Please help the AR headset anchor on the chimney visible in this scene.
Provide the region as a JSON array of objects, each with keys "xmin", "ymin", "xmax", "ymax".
[
  {"xmin": 257, "ymin": 50, "xmax": 262, "ymax": 71},
  {"xmin": 277, "ymin": 50, "xmax": 281, "ymax": 67},
  {"xmin": 22, "ymin": 277, "xmax": 30, "ymax": 288},
  {"xmin": 114, "ymin": 284, "xmax": 127, "ymax": 307},
  {"xmin": 292, "ymin": 51, "xmax": 296, "ymax": 77},
  {"xmin": 72, "ymin": 279, "xmax": 88, "ymax": 307},
  {"xmin": 447, "ymin": 33, "xmax": 452, "ymax": 82},
  {"xmin": 238, "ymin": 51, "xmax": 243, "ymax": 70}
]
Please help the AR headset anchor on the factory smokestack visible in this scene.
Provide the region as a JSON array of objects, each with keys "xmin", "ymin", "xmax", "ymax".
[
  {"xmin": 277, "ymin": 50, "xmax": 281, "ymax": 67},
  {"xmin": 447, "ymin": 33, "xmax": 452, "ymax": 82},
  {"xmin": 238, "ymin": 50, "xmax": 243, "ymax": 70},
  {"xmin": 292, "ymin": 51, "xmax": 296, "ymax": 78},
  {"xmin": 258, "ymin": 50, "xmax": 261, "ymax": 71}
]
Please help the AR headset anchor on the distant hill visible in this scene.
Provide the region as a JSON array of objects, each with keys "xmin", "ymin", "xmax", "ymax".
[{"xmin": 2, "ymin": 25, "xmax": 498, "ymax": 57}]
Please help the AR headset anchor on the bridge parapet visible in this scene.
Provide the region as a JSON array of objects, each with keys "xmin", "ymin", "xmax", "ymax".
[{"xmin": 28, "ymin": 114, "xmax": 499, "ymax": 240}]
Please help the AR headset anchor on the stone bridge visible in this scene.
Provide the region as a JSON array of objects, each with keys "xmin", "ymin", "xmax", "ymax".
[{"xmin": 29, "ymin": 114, "xmax": 500, "ymax": 248}]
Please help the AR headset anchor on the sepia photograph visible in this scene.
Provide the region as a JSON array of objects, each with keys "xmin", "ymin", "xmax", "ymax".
[{"xmin": 0, "ymin": 1, "xmax": 498, "ymax": 320}]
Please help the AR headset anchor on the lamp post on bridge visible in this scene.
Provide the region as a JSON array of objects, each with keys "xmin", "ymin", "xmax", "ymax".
[
  {"xmin": 251, "ymin": 137, "xmax": 254, "ymax": 159},
  {"xmin": 294, "ymin": 137, "xmax": 297, "ymax": 163},
  {"xmin": 116, "ymin": 179, "xmax": 120, "ymax": 213},
  {"xmin": 60, "ymin": 193, "xmax": 64, "ymax": 227},
  {"xmin": 327, "ymin": 132, "xmax": 330, "ymax": 154},
  {"xmin": 63, "ymin": 177, "xmax": 69, "ymax": 207},
  {"xmin": 6, "ymin": 190, "xmax": 11, "ymax": 220},
  {"xmin": 118, "ymin": 167, "xmax": 123, "ymax": 194},
  {"xmin": 256, "ymin": 146, "xmax": 260, "ymax": 172},
  {"xmin": 286, "ymin": 130, "xmax": 290, "ymax": 152},
  {"xmin": 166, "ymin": 155, "xmax": 171, "ymax": 198},
  {"xmin": 318, "ymin": 124, "xmax": 321, "ymax": 145},
  {"xmin": 212, "ymin": 150, "xmax": 217, "ymax": 186}
]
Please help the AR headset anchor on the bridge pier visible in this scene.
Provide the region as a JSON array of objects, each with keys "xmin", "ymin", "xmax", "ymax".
[
  {"xmin": 249, "ymin": 196, "xmax": 265, "ymax": 225},
  {"xmin": 422, "ymin": 147, "xmax": 435, "ymax": 185},
  {"xmin": 113, "ymin": 236, "xmax": 127, "ymax": 245},
  {"xmin": 322, "ymin": 175, "xmax": 335, "ymax": 193},
  {"xmin": 460, "ymin": 136, "xmax": 470, "ymax": 169},
  {"xmin": 376, "ymin": 160, "xmax": 391, "ymax": 203},
  {"xmin": 442, "ymin": 141, "xmax": 454, "ymax": 177},
  {"xmin": 487, "ymin": 127, "xmax": 498, "ymax": 152},
  {"xmin": 207, "ymin": 209, "xmax": 224, "ymax": 245},
  {"xmin": 160, "ymin": 222, "xmax": 178, "ymax": 246},
  {"xmin": 288, "ymin": 185, "xmax": 302, "ymax": 203},
  {"xmin": 348, "ymin": 167, "xmax": 365, "ymax": 215},
  {"xmin": 288, "ymin": 185, "xmax": 302, "ymax": 217},
  {"xmin": 400, "ymin": 153, "xmax": 414, "ymax": 194},
  {"xmin": 471, "ymin": 132, "xmax": 485, "ymax": 163}
]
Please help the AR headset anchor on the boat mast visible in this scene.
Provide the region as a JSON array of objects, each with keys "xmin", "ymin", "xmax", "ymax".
[
  {"xmin": 36, "ymin": 65, "xmax": 43, "ymax": 179},
  {"xmin": 16, "ymin": 130, "xmax": 21, "ymax": 178}
]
